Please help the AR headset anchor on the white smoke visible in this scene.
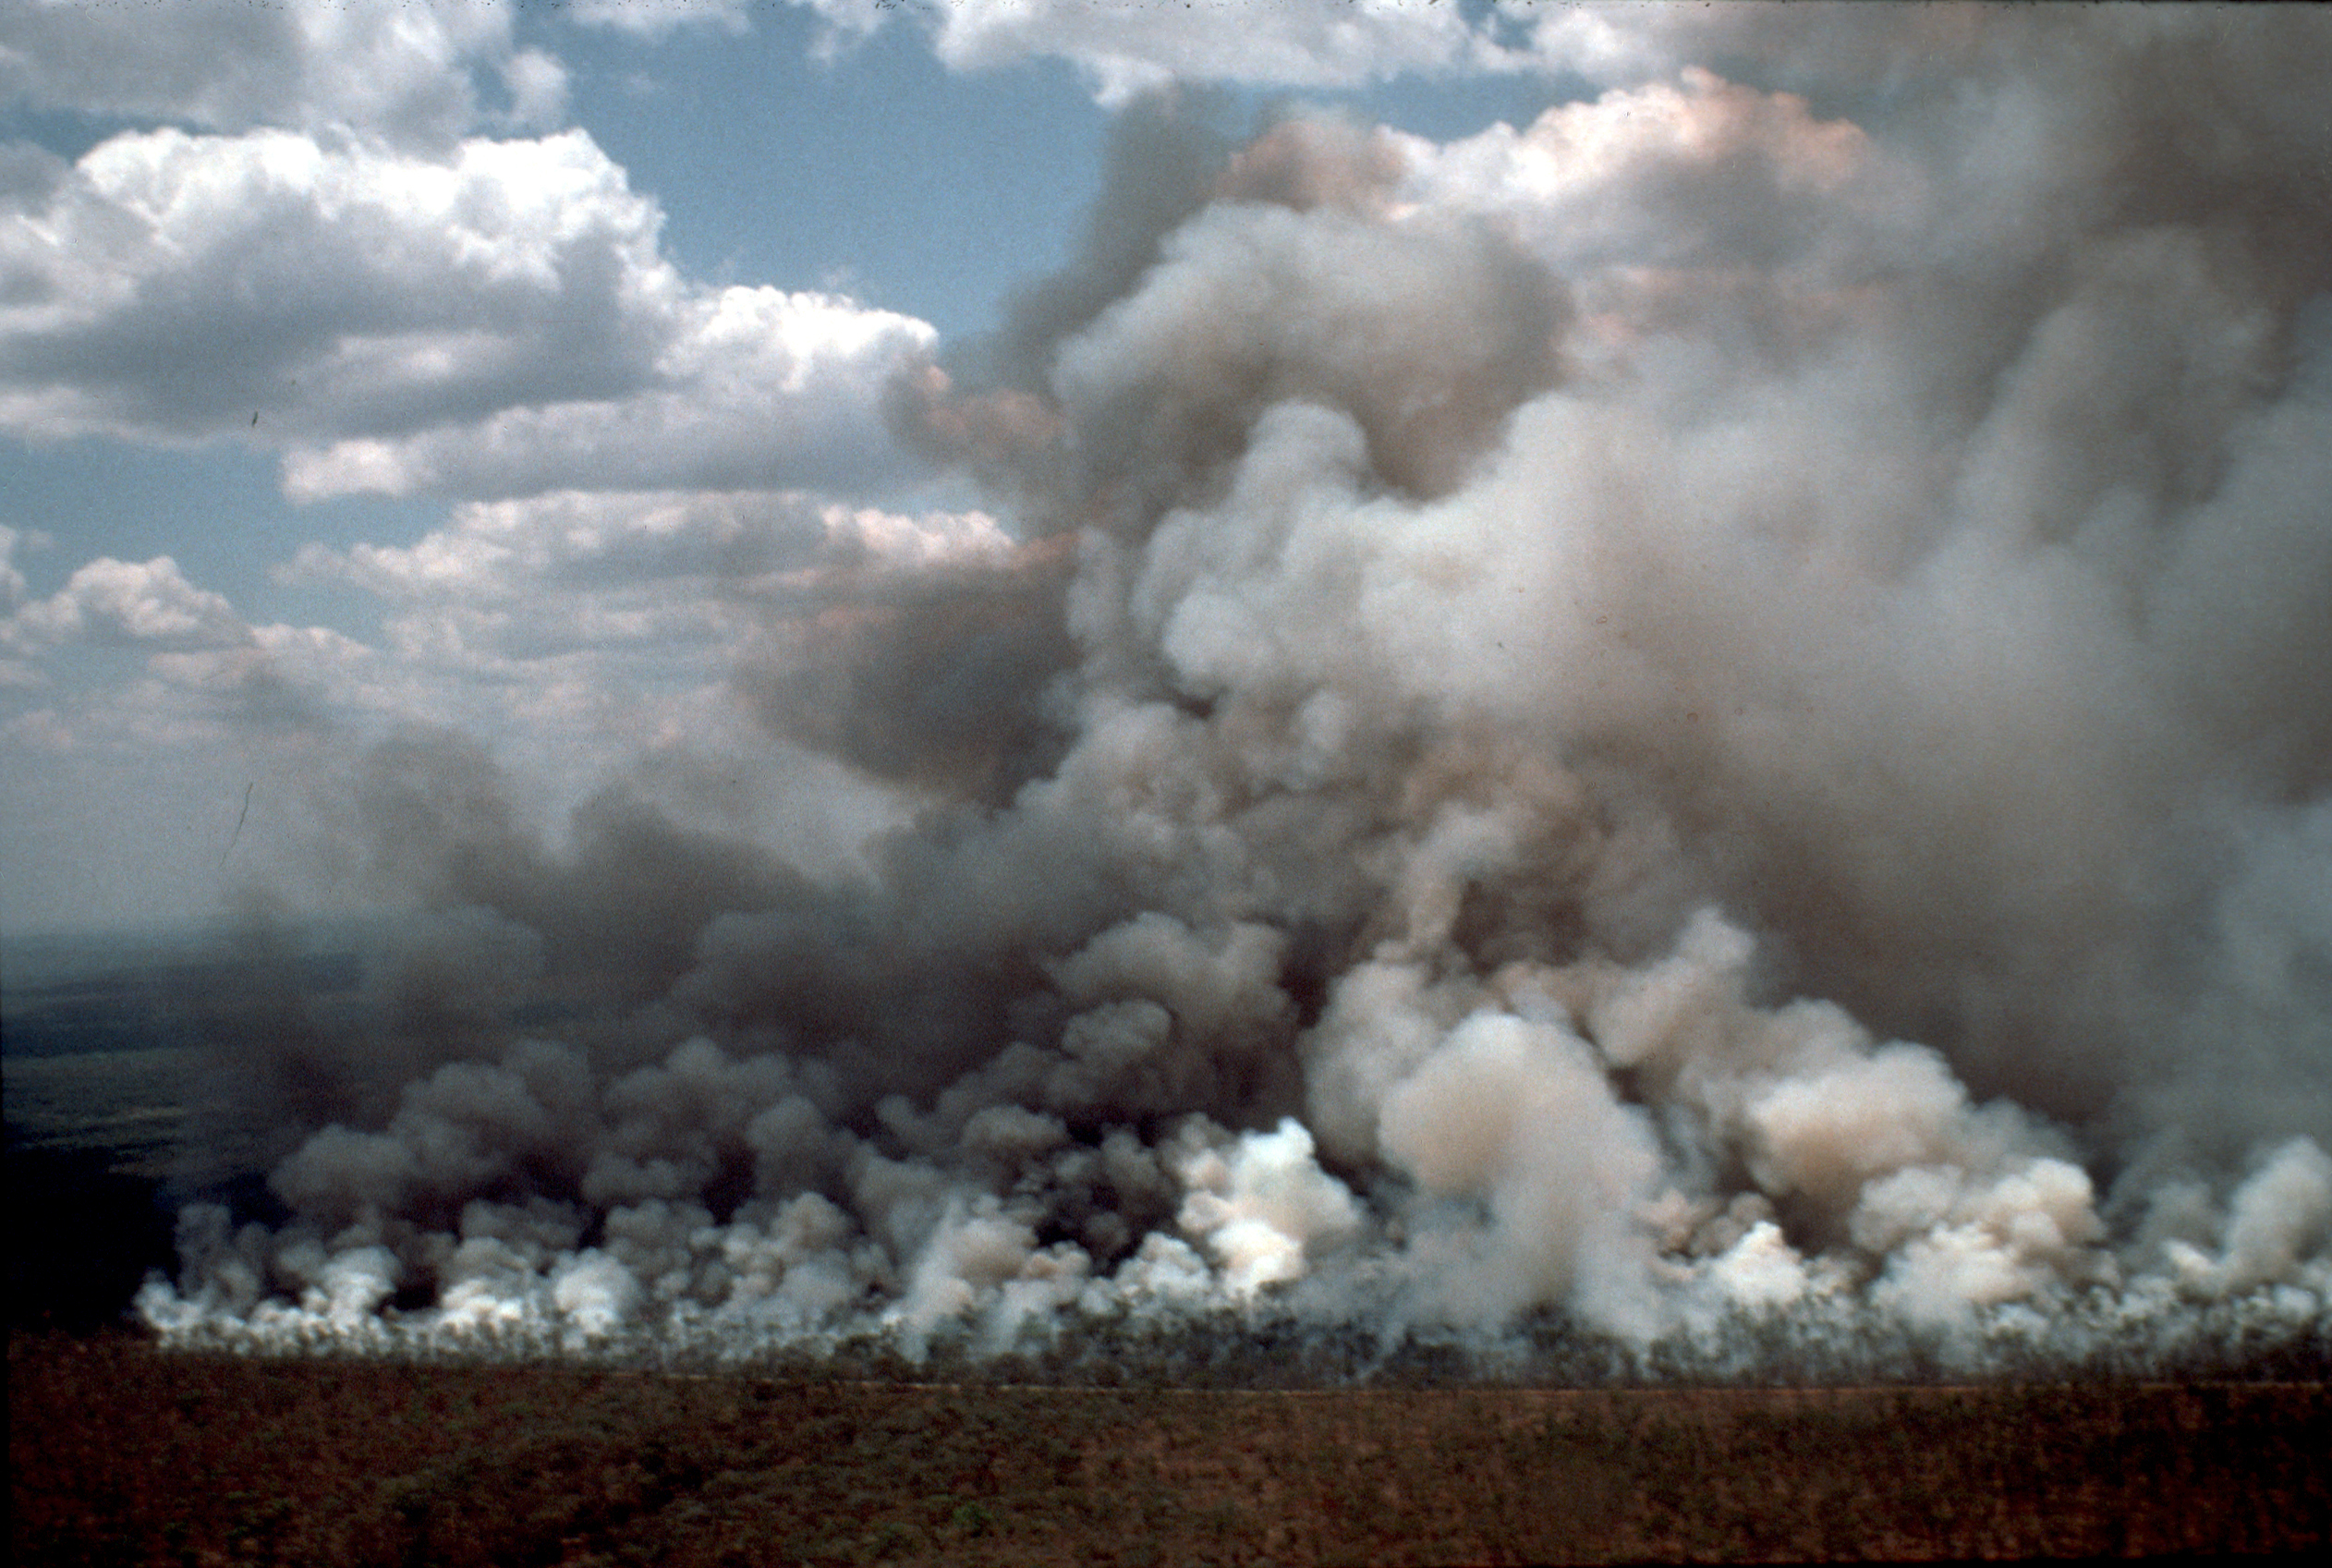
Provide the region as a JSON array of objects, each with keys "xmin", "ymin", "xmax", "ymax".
[{"xmin": 142, "ymin": 8, "xmax": 2332, "ymax": 1376}]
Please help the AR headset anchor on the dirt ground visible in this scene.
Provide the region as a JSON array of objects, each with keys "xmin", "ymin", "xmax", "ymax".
[{"xmin": 11, "ymin": 1330, "xmax": 2327, "ymax": 1565}]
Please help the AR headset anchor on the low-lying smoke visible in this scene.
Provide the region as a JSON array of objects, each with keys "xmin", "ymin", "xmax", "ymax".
[{"xmin": 144, "ymin": 9, "xmax": 2332, "ymax": 1376}]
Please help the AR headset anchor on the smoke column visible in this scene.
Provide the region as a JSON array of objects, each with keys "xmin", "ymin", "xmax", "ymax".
[{"xmin": 144, "ymin": 7, "xmax": 2332, "ymax": 1374}]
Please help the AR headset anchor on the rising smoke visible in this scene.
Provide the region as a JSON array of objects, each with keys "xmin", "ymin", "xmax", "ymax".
[{"xmin": 143, "ymin": 7, "xmax": 2332, "ymax": 1376}]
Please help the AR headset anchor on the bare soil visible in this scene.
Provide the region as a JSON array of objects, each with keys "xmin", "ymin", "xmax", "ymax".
[{"xmin": 11, "ymin": 1330, "xmax": 2326, "ymax": 1565}]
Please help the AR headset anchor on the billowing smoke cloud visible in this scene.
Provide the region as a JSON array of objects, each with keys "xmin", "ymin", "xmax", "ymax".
[{"xmin": 144, "ymin": 10, "xmax": 2332, "ymax": 1375}]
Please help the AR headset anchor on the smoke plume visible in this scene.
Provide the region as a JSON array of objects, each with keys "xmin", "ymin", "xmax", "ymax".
[{"xmin": 144, "ymin": 9, "xmax": 2332, "ymax": 1375}]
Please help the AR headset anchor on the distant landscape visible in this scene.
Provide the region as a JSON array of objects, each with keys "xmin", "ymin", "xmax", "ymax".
[{"xmin": 5, "ymin": 921, "xmax": 357, "ymax": 1332}]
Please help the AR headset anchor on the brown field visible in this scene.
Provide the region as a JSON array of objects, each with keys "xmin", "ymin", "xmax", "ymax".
[{"xmin": 10, "ymin": 1331, "xmax": 2326, "ymax": 1566}]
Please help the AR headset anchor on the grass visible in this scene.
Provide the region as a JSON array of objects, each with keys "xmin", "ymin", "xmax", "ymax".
[{"xmin": 11, "ymin": 1328, "xmax": 2327, "ymax": 1564}]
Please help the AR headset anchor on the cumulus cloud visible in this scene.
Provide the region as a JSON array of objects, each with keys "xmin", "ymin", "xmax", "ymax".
[
  {"xmin": 0, "ymin": 126, "xmax": 934, "ymax": 495},
  {"xmin": 261, "ymin": 486, "xmax": 1023, "ymax": 758},
  {"xmin": 0, "ymin": 0, "xmax": 564, "ymax": 149},
  {"xmin": 3, "ymin": 554, "xmax": 245, "ymax": 652},
  {"xmin": 0, "ymin": 521, "xmax": 34, "ymax": 608},
  {"xmin": 565, "ymin": 0, "xmax": 756, "ymax": 42},
  {"xmin": 793, "ymin": 0, "xmax": 1949, "ymax": 110},
  {"xmin": 0, "ymin": 551, "xmax": 361, "ymax": 750},
  {"xmin": 8, "ymin": 126, "xmax": 937, "ymax": 496},
  {"xmin": 241, "ymin": 486, "xmax": 1028, "ymax": 808},
  {"xmin": 134, "ymin": 9, "xmax": 2332, "ymax": 1374},
  {"xmin": 893, "ymin": 0, "xmax": 1508, "ymax": 105},
  {"xmin": 2, "ymin": 127, "xmax": 668, "ymax": 442},
  {"xmin": 287, "ymin": 489, "xmax": 1011, "ymax": 605},
  {"xmin": 279, "ymin": 288, "xmax": 937, "ymax": 501}
]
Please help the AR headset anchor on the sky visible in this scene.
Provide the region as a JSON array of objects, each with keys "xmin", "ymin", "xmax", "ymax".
[
  {"xmin": 0, "ymin": 0, "xmax": 1577, "ymax": 938},
  {"xmin": 10, "ymin": 2, "xmax": 2332, "ymax": 1358}
]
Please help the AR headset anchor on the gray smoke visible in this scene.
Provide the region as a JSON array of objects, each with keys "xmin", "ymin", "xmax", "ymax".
[{"xmin": 144, "ymin": 9, "xmax": 2332, "ymax": 1373}]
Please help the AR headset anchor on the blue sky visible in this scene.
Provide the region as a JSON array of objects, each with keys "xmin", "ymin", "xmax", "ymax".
[{"xmin": 0, "ymin": 0, "xmax": 1597, "ymax": 936}]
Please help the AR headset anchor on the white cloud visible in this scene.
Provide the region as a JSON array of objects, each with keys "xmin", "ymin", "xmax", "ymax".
[
  {"xmin": 0, "ymin": 0, "xmax": 561, "ymax": 150},
  {"xmin": 0, "ymin": 703, "xmax": 69, "ymax": 752},
  {"xmin": 271, "ymin": 488, "xmax": 1015, "ymax": 736},
  {"xmin": 0, "ymin": 522, "xmax": 35, "ymax": 608},
  {"xmin": 92, "ymin": 484, "xmax": 1003, "ymax": 821},
  {"xmin": 800, "ymin": 0, "xmax": 1517, "ymax": 104},
  {"xmin": 282, "ymin": 489, "xmax": 1009, "ymax": 601},
  {"xmin": 279, "ymin": 287, "xmax": 937, "ymax": 501},
  {"xmin": 1, "ymin": 127, "xmax": 934, "ymax": 496},
  {"xmin": 3, "ymin": 128, "xmax": 667, "ymax": 440},
  {"xmin": 1, "ymin": 554, "xmax": 247, "ymax": 653},
  {"xmin": 499, "ymin": 48, "xmax": 574, "ymax": 132},
  {"xmin": 0, "ymin": 552, "xmax": 383, "ymax": 754},
  {"xmin": 3, "ymin": 492, "xmax": 1011, "ymax": 838},
  {"xmin": 565, "ymin": 0, "xmax": 756, "ymax": 41}
]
